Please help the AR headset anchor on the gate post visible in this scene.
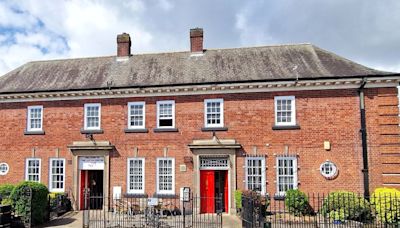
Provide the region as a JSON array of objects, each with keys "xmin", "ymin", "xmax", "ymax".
[{"xmin": 83, "ymin": 188, "xmax": 89, "ymax": 228}]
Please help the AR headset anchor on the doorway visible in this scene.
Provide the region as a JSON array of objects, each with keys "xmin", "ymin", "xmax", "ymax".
[
  {"xmin": 200, "ymin": 170, "xmax": 228, "ymax": 213},
  {"xmin": 80, "ymin": 170, "xmax": 103, "ymax": 210}
]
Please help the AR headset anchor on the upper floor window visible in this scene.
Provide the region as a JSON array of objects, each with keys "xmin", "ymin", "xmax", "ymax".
[
  {"xmin": 204, "ymin": 99, "xmax": 224, "ymax": 128},
  {"xmin": 276, "ymin": 156, "xmax": 298, "ymax": 195},
  {"xmin": 156, "ymin": 158, "xmax": 175, "ymax": 194},
  {"xmin": 128, "ymin": 102, "xmax": 145, "ymax": 129},
  {"xmin": 127, "ymin": 158, "xmax": 145, "ymax": 194},
  {"xmin": 245, "ymin": 157, "xmax": 266, "ymax": 194},
  {"xmin": 157, "ymin": 101, "xmax": 175, "ymax": 128},
  {"xmin": 26, "ymin": 158, "xmax": 41, "ymax": 182},
  {"xmin": 84, "ymin": 103, "xmax": 101, "ymax": 130},
  {"xmin": 27, "ymin": 106, "xmax": 43, "ymax": 132},
  {"xmin": 49, "ymin": 158, "xmax": 65, "ymax": 192},
  {"xmin": 274, "ymin": 96, "xmax": 296, "ymax": 126}
]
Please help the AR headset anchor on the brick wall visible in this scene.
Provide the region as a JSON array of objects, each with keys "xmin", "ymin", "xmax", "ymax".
[{"xmin": 0, "ymin": 88, "xmax": 397, "ymax": 196}]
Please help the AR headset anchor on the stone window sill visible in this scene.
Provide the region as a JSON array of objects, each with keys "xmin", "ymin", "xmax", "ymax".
[
  {"xmin": 201, "ymin": 127, "xmax": 228, "ymax": 132},
  {"xmin": 153, "ymin": 128, "xmax": 179, "ymax": 133},
  {"xmin": 123, "ymin": 193, "xmax": 148, "ymax": 198},
  {"xmin": 124, "ymin": 128, "xmax": 149, "ymax": 133},
  {"xmin": 24, "ymin": 130, "xmax": 45, "ymax": 135},
  {"xmin": 272, "ymin": 125, "xmax": 300, "ymax": 130},
  {"xmin": 80, "ymin": 129, "xmax": 104, "ymax": 134},
  {"xmin": 153, "ymin": 193, "xmax": 177, "ymax": 199}
]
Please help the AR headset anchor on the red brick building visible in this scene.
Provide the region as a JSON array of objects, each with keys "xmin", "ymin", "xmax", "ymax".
[{"xmin": 0, "ymin": 28, "xmax": 399, "ymax": 213}]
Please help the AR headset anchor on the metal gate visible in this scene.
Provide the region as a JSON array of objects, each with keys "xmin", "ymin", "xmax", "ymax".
[
  {"xmin": 241, "ymin": 193, "xmax": 267, "ymax": 228},
  {"xmin": 83, "ymin": 191, "xmax": 223, "ymax": 228}
]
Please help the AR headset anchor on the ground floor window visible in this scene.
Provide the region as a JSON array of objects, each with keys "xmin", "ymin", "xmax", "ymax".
[
  {"xmin": 49, "ymin": 158, "xmax": 65, "ymax": 192},
  {"xmin": 276, "ymin": 156, "xmax": 298, "ymax": 195},
  {"xmin": 0, "ymin": 163, "xmax": 9, "ymax": 175},
  {"xmin": 156, "ymin": 158, "xmax": 175, "ymax": 195},
  {"xmin": 245, "ymin": 157, "xmax": 266, "ymax": 194},
  {"xmin": 26, "ymin": 158, "xmax": 41, "ymax": 182},
  {"xmin": 127, "ymin": 158, "xmax": 145, "ymax": 194}
]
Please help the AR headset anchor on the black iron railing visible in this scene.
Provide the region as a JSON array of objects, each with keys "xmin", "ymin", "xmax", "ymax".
[
  {"xmin": 241, "ymin": 191, "xmax": 400, "ymax": 228},
  {"xmin": 83, "ymin": 192, "xmax": 223, "ymax": 228}
]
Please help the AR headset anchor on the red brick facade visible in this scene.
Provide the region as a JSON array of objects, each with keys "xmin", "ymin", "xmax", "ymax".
[{"xmin": 0, "ymin": 87, "xmax": 398, "ymax": 202}]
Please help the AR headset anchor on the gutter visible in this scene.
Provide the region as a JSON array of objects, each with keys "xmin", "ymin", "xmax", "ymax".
[{"xmin": 358, "ymin": 78, "xmax": 370, "ymax": 198}]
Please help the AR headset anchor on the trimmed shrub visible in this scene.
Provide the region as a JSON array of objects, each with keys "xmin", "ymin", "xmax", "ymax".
[
  {"xmin": 10, "ymin": 181, "xmax": 49, "ymax": 225},
  {"xmin": 371, "ymin": 187, "xmax": 400, "ymax": 224},
  {"xmin": 285, "ymin": 189, "xmax": 314, "ymax": 216},
  {"xmin": 0, "ymin": 184, "xmax": 15, "ymax": 199},
  {"xmin": 48, "ymin": 192, "xmax": 72, "ymax": 215},
  {"xmin": 235, "ymin": 190, "xmax": 242, "ymax": 210},
  {"xmin": 321, "ymin": 191, "xmax": 373, "ymax": 223}
]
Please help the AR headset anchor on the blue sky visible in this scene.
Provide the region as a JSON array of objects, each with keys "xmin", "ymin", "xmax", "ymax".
[{"xmin": 0, "ymin": 0, "xmax": 400, "ymax": 76}]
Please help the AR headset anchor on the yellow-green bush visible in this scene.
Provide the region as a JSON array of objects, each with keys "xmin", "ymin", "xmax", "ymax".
[
  {"xmin": 371, "ymin": 187, "xmax": 400, "ymax": 224},
  {"xmin": 235, "ymin": 190, "xmax": 242, "ymax": 209},
  {"xmin": 321, "ymin": 191, "xmax": 373, "ymax": 223}
]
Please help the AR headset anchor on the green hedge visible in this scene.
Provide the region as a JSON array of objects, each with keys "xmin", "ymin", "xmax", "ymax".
[
  {"xmin": 0, "ymin": 184, "xmax": 15, "ymax": 199},
  {"xmin": 235, "ymin": 190, "xmax": 242, "ymax": 209},
  {"xmin": 371, "ymin": 187, "xmax": 400, "ymax": 224},
  {"xmin": 321, "ymin": 191, "xmax": 373, "ymax": 223},
  {"xmin": 285, "ymin": 189, "xmax": 314, "ymax": 216},
  {"xmin": 10, "ymin": 181, "xmax": 49, "ymax": 225}
]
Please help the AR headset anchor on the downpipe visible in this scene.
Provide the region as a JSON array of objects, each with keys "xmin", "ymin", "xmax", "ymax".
[{"xmin": 358, "ymin": 78, "xmax": 370, "ymax": 198}]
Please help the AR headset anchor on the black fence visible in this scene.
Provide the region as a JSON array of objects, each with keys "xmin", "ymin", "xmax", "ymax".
[
  {"xmin": 241, "ymin": 191, "xmax": 400, "ymax": 228},
  {"xmin": 83, "ymin": 193, "xmax": 223, "ymax": 228}
]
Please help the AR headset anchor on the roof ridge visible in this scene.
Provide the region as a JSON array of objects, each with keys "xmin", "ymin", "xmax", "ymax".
[{"xmin": 27, "ymin": 43, "xmax": 316, "ymax": 64}]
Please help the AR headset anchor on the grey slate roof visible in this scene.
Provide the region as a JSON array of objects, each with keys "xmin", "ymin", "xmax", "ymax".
[{"xmin": 0, "ymin": 43, "xmax": 393, "ymax": 94}]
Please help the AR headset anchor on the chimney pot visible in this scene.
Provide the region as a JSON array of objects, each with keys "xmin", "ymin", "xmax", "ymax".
[
  {"xmin": 117, "ymin": 33, "xmax": 131, "ymax": 58},
  {"xmin": 190, "ymin": 28, "xmax": 204, "ymax": 53}
]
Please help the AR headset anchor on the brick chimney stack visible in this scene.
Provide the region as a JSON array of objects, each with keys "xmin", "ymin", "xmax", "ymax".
[
  {"xmin": 190, "ymin": 28, "xmax": 204, "ymax": 53},
  {"xmin": 117, "ymin": 33, "xmax": 131, "ymax": 57}
]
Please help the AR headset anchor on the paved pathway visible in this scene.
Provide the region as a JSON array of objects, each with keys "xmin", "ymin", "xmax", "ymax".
[
  {"xmin": 38, "ymin": 211, "xmax": 82, "ymax": 227},
  {"xmin": 40, "ymin": 211, "xmax": 241, "ymax": 227}
]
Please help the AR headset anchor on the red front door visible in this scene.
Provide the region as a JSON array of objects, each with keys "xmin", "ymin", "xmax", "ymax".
[
  {"xmin": 200, "ymin": 170, "xmax": 215, "ymax": 213},
  {"xmin": 224, "ymin": 170, "xmax": 229, "ymax": 212},
  {"xmin": 80, "ymin": 170, "xmax": 89, "ymax": 210}
]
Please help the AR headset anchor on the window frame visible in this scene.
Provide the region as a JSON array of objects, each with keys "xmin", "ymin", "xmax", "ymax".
[
  {"xmin": 156, "ymin": 100, "xmax": 175, "ymax": 129},
  {"xmin": 397, "ymin": 85, "xmax": 400, "ymax": 126},
  {"xmin": 204, "ymin": 98, "xmax": 224, "ymax": 128},
  {"xmin": 127, "ymin": 102, "xmax": 146, "ymax": 129},
  {"xmin": 25, "ymin": 158, "xmax": 41, "ymax": 182},
  {"xmin": 27, "ymin": 105, "xmax": 43, "ymax": 132},
  {"xmin": 0, "ymin": 163, "xmax": 9, "ymax": 175},
  {"xmin": 156, "ymin": 157, "xmax": 175, "ymax": 195},
  {"xmin": 245, "ymin": 157, "xmax": 266, "ymax": 194},
  {"xmin": 49, "ymin": 158, "xmax": 66, "ymax": 193},
  {"xmin": 276, "ymin": 156, "xmax": 298, "ymax": 196},
  {"xmin": 274, "ymin": 96, "xmax": 296, "ymax": 126},
  {"xmin": 127, "ymin": 158, "xmax": 145, "ymax": 194},
  {"xmin": 84, "ymin": 103, "xmax": 101, "ymax": 130}
]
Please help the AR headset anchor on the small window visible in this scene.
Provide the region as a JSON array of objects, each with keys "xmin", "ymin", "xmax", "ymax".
[
  {"xmin": 84, "ymin": 103, "xmax": 101, "ymax": 130},
  {"xmin": 49, "ymin": 158, "xmax": 65, "ymax": 192},
  {"xmin": 26, "ymin": 158, "xmax": 41, "ymax": 182},
  {"xmin": 157, "ymin": 101, "xmax": 175, "ymax": 128},
  {"xmin": 320, "ymin": 161, "xmax": 338, "ymax": 179},
  {"xmin": 27, "ymin": 106, "xmax": 43, "ymax": 131},
  {"xmin": 204, "ymin": 99, "xmax": 224, "ymax": 128},
  {"xmin": 127, "ymin": 158, "xmax": 145, "ymax": 194},
  {"xmin": 156, "ymin": 158, "xmax": 175, "ymax": 194},
  {"xmin": 246, "ymin": 157, "xmax": 266, "ymax": 194},
  {"xmin": 0, "ymin": 163, "xmax": 9, "ymax": 175},
  {"xmin": 274, "ymin": 96, "xmax": 296, "ymax": 126},
  {"xmin": 276, "ymin": 156, "xmax": 298, "ymax": 195},
  {"xmin": 128, "ymin": 102, "xmax": 145, "ymax": 129}
]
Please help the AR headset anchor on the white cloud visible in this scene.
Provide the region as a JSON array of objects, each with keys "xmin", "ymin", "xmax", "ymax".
[{"xmin": 0, "ymin": 0, "xmax": 399, "ymax": 76}]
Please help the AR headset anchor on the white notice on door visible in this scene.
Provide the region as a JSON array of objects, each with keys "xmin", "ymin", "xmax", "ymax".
[{"xmin": 79, "ymin": 156, "xmax": 105, "ymax": 170}]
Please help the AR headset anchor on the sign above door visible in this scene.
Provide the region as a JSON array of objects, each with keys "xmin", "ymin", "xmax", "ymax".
[{"xmin": 79, "ymin": 156, "xmax": 105, "ymax": 170}]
